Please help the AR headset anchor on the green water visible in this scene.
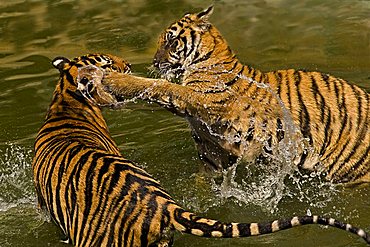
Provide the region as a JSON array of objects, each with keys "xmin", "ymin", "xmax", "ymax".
[{"xmin": 0, "ymin": 1, "xmax": 369, "ymax": 246}]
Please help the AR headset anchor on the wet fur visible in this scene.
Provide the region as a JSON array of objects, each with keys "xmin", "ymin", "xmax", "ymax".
[
  {"xmin": 100, "ymin": 7, "xmax": 369, "ymax": 184},
  {"xmin": 33, "ymin": 53, "xmax": 370, "ymax": 246}
]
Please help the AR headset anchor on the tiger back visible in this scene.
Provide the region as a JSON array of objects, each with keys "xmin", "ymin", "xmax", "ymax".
[
  {"xmin": 32, "ymin": 53, "xmax": 370, "ymax": 246},
  {"xmin": 99, "ymin": 6, "xmax": 369, "ymax": 184}
]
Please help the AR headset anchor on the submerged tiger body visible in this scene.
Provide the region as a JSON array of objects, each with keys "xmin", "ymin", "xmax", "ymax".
[
  {"xmin": 97, "ymin": 6, "xmax": 369, "ymax": 184},
  {"xmin": 32, "ymin": 54, "xmax": 370, "ymax": 246}
]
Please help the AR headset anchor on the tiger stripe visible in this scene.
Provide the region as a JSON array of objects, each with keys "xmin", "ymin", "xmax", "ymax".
[
  {"xmin": 96, "ymin": 5, "xmax": 370, "ymax": 184},
  {"xmin": 32, "ymin": 53, "xmax": 370, "ymax": 246}
]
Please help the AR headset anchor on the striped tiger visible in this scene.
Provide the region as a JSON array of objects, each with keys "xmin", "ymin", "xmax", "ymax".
[
  {"xmin": 32, "ymin": 54, "xmax": 370, "ymax": 246},
  {"xmin": 96, "ymin": 6, "xmax": 369, "ymax": 184}
]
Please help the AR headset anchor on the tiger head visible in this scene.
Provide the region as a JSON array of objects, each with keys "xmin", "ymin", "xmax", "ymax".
[
  {"xmin": 52, "ymin": 54, "xmax": 131, "ymax": 106},
  {"xmin": 153, "ymin": 6, "xmax": 233, "ymax": 82}
]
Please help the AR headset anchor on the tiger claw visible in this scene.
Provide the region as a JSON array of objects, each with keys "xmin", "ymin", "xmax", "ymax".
[{"xmin": 77, "ymin": 65, "xmax": 104, "ymax": 91}]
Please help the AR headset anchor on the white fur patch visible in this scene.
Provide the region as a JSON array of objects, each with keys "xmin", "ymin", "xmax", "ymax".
[
  {"xmin": 191, "ymin": 229, "xmax": 204, "ymax": 236},
  {"xmin": 346, "ymin": 224, "xmax": 352, "ymax": 231},
  {"xmin": 211, "ymin": 231, "xmax": 223, "ymax": 237},
  {"xmin": 357, "ymin": 229, "xmax": 366, "ymax": 237},
  {"xmin": 291, "ymin": 217, "xmax": 300, "ymax": 227},
  {"xmin": 250, "ymin": 223, "xmax": 260, "ymax": 235},
  {"xmin": 53, "ymin": 58, "xmax": 64, "ymax": 68},
  {"xmin": 329, "ymin": 218, "xmax": 335, "ymax": 226},
  {"xmin": 232, "ymin": 223, "xmax": 240, "ymax": 237},
  {"xmin": 271, "ymin": 220, "xmax": 280, "ymax": 232},
  {"xmin": 313, "ymin": 215, "xmax": 318, "ymax": 223}
]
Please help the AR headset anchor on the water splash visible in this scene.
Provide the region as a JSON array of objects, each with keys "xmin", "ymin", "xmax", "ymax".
[
  {"xmin": 151, "ymin": 60, "xmax": 340, "ymax": 212},
  {"xmin": 190, "ymin": 71, "xmax": 335, "ymax": 213},
  {"xmin": 80, "ymin": 62, "xmax": 338, "ymax": 213},
  {"xmin": 0, "ymin": 144, "xmax": 36, "ymax": 212}
]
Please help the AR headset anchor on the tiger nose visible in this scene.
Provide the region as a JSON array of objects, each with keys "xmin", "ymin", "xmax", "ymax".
[{"xmin": 153, "ymin": 49, "xmax": 165, "ymax": 67}]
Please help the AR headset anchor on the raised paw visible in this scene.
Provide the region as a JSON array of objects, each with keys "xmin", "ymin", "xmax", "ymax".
[
  {"xmin": 101, "ymin": 72, "xmax": 161, "ymax": 100},
  {"xmin": 76, "ymin": 65, "xmax": 118, "ymax": 106},
  {"xmin": 77, "ymin": 65, "xmax": 104, "ymax": 93}
]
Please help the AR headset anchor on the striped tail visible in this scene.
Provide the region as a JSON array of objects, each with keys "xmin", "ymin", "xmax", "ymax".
[{"xmin": 171, "ymin": 207, "xmax": 370, "ymax": 244}]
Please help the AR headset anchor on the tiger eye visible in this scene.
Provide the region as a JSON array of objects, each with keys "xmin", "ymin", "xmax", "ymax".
[
  {"xmin": 170, "ymin": 40, "xmax": 179, "ymax": 48},
  {"xmin": 166, "ymin": 32, "xmax": 175, "ymax": 41}
]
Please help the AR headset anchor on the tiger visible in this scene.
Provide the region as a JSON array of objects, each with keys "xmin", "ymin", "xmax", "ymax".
[
  {"xmin": 92, "ymin": 6, "xmax": 370, "ymax": 184},
  {"xmin": 31, "ymin": 53, "xmax": 370, "ymax": 246}
]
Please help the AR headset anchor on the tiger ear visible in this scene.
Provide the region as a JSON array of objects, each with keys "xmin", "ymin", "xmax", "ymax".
[
  {"xmin": 197, "ymin": 5, "xmax": 214, "ymax": 20},
  {"xmin": 52, "ymin": 56, "xmax": 70, "ymax": 72}
]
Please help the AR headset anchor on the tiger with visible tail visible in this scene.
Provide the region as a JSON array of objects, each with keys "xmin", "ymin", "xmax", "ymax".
[
  {"xmin": 32, "ymin": 53, "xmax": 370, "ymax": 246},
  {"xmin": 92, "ymin": 6, "xmax": 369, "ymax": 184}
]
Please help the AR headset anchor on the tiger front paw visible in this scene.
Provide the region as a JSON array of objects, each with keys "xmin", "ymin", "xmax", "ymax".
[
  {"xmin": 102, "ymin": 72, "xmax": 150, "ymax": 100},
  {"xmin": 77, "ymin": 65, "xmax": 119, "ymax": 106}
]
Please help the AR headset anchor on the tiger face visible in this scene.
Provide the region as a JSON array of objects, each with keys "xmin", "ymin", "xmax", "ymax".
[
  {"xmin": 52, "ymin": 54, "xmax": 131, "ymax": 106},
  {"xmin": 153, "ymin": 6, "xmax": 217, "ymax": 81}
]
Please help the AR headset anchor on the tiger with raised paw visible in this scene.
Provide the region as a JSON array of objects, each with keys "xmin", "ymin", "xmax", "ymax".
[{"xmin": 90, "ymin": 6, "xmax": 369, "ymax": 184}]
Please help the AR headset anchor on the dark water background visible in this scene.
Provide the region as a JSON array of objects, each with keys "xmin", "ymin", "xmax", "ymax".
[{"xmin": 0, "ymin": 1, "xmax": 369, "ymax": 246}]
